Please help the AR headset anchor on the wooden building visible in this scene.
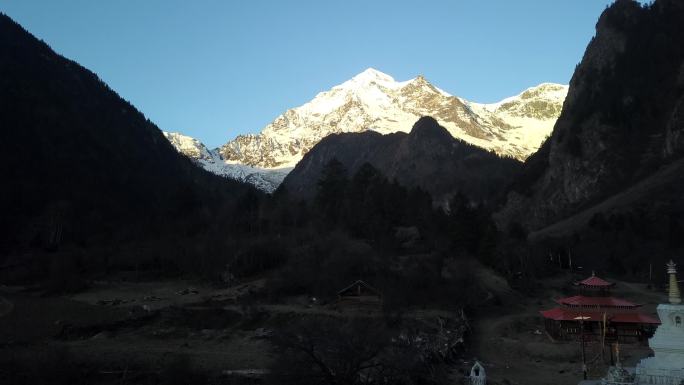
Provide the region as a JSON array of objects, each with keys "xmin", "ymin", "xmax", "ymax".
[
  {"xmin": 540, "ymin": 273, "xmax": 660, "ymax": 343},
  {"xmin": 335, "ymin": 280, "xmax": 382, "ymax": 310}
]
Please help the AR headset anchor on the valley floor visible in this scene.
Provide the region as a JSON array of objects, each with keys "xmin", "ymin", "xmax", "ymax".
[{"xmin": 0, "ymin": 270, "xmax": 663, "ymax": 385}]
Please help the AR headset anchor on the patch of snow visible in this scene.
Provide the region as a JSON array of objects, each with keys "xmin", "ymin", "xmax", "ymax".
[{"xmin": 163, "ymin": 131, "xmax": 290, "ymax": 193}]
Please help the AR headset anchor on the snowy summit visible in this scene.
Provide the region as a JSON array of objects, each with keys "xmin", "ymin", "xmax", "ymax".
[{"xmin": 165, "ymin": 68, "xmax": 568, "ymax": 191}]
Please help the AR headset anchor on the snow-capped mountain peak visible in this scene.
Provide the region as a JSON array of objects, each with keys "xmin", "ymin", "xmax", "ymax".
[
  {"xmin": 162, "ymin": 132, "xmax": 213, "ymax": 160},
  {"xmin": 478, "ymin": 82, "xmax": 567, "ymax": 116},
  {"xmin": 219, "ymin": 69, "xmax": 567, "ymax": 168},
  {"xmin": 164, "ymin": 69, "xmax": 568, "ymax": 192},
  {"xmin": 339, "ymin": 67, "xmax": 399, "ymax": 89}
]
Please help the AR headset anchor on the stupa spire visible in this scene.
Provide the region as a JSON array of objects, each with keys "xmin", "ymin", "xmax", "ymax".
[{"xmin": 667, "ymin": 260, "xmax": 681, "ymax": 304}]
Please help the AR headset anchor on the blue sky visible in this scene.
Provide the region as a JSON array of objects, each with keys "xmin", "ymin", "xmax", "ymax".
[{"xmin": 2, "ymin": 1, "xmax": 619, "ymax": 147}]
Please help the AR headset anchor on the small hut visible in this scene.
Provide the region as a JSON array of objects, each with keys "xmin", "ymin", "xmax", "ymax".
[{"xmin": 336, "ymin": 280, "xmax": 382, "ymax": 309}]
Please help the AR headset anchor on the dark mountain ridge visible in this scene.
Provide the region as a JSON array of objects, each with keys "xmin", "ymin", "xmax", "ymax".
[
  {"xmin": 0, "ymin": 14, "xmax": 256, "ymax": 259},
  {"xmin": 282, "ymin": 116, "xmax": 522, "ymax": 206},
  {"xmin": 496, "ymin": 0, "xmax": 684, "ymax": 273},
  {"xmin": 498, "ymin": 0, "xmax": 684, "ymax": 229}
]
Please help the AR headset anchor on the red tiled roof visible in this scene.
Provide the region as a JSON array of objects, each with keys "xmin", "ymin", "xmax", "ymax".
[
  {"xmin": 540, "ymin": 308, "xmax": 604, "ymax": 322},
  {"xmin": 540, "ymin": 307, "xmax": 660, "ymax": 324},
  {"xmin": 556, "ymin": 295, "xmax": 640, "ymax": 308},
  {"xmin": 611, "ymin": 313, "xmax": 661, "ymax": 324},
  {"xmin": 577, "ymin": 275, "xmax": 614, "ymax": 287}
]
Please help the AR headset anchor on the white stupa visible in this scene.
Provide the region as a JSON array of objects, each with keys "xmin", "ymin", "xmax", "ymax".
[{"xmin": 633, "ymin": 260, "xmax": 684, "ymax": 385}]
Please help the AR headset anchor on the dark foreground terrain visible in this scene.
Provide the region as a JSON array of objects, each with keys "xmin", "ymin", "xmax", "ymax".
[
  {"xmin": 0, "ymin": 266, "xmax": 665, "ymax": 385},
  {"xmin": 2, "ymin": 1, "xmax": 684, "ymax": 384}
]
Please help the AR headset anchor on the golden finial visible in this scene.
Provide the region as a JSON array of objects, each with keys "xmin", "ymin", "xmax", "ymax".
[{"xmin": 667, "ymin": 260, "xmax": 681, "ymax": 304}]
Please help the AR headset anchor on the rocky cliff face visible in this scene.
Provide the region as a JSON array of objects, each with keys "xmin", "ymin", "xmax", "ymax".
[
  {"xmin": 219, "ymin": 69, "xmax": 567, "ymax": 169},
  {"xmin": 282, "ymin": 117, "xmax": 522, "ymax": 206},
  {"xmin": 497, "ymin": 0, "xmax": 684, "ymax": 231}
]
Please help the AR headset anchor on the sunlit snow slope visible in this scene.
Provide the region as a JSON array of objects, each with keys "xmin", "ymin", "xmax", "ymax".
[
  {"xmin": 166, "ymin": 68, "xmax": 567, "ymax": 192},
  {"xmin": 163, "ymin": 132, "xmax": 290, "ymax": 193},
  {"xmin": 221, "ymin": 68, "xmax": 567, "ymax": 168}
]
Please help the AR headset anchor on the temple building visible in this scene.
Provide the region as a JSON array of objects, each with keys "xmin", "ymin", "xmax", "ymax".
[
  {"xmin": 541, "ymin": 273, "xmax": 660, "ymax": 343},
  {"xmin": 595, "ymin": 260, "xmax": 684, "ymax": 385}
]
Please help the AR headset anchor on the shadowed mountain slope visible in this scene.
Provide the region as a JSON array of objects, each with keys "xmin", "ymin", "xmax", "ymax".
[
  {"xmin": 498, "ymin": 0, "xmax": 684, "ymax": 231},
  {"xmin": 495, "ymin": 0, "xmax": 684, "ymax": 273},
  {"xmin": 0, "ymin": 14, "xmax": 255, "ymax": 255},
  {"xmin": 282, "ymin": 116, "xmax": 522, "ymax": 205}
]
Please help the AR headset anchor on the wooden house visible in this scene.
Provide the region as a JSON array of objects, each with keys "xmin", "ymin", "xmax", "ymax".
[{"xmin": 335, "ymin": 280, "xmax": 382, "ymax": 310}]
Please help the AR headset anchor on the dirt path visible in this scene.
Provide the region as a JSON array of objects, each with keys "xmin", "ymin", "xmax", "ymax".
[
  {"xmin": 465, "ymin": 267, "xmax": 587, "ymax": 385},
  {"xmin": 470, "ymin": 302, "xmax": 590, "ymax": 385},
  {"xmin": 468, "ymin": 270, "xmax": 590, "ymax": 385}
]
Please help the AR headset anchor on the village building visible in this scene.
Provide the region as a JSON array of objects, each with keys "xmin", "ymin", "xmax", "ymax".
[
  {"xmin": 540, "ymin": 273, "xmax": 660, "ymax": 343},
  {"xmin": 335, "ymin": 280, "xmax": 382, "ymax": 310}
]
